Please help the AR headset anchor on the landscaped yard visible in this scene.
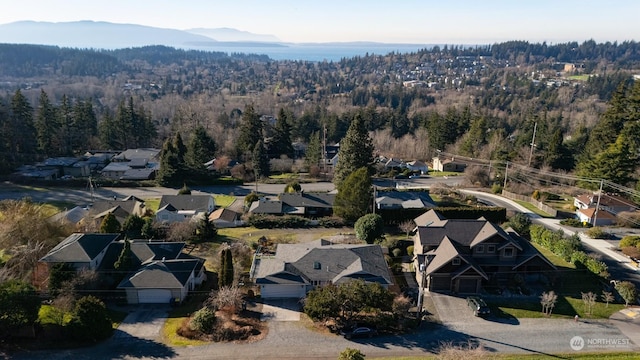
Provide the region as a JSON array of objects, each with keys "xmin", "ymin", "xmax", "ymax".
[{"xmin": 486, "ymin": 243, "xmax": 624, "ymax": 319}]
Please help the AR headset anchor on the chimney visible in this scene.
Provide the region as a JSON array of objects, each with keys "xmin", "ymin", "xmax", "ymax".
[{"xmin": 162, "ymin": 257, "xmax": 165, "ymax": 262}]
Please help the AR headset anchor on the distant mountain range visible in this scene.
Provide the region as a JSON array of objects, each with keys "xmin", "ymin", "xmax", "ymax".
[{"xmin": 0, "ymin": 20, "xmax": 283, "ymax": 49}]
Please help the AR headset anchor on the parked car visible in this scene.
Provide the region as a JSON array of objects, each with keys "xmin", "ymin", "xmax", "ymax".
[
  {"xmin": 340, "ymin": 326, "xmax": 378, "ymax": 339},
  {"xmin": 467, "ymin": 296, "xmax": 490, "ymax": 317}
]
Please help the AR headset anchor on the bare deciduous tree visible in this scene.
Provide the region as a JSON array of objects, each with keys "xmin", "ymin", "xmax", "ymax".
[
  {"xmin": 399, "ymin": 220, "xmax": 415, "ymax": 239},
  {"xmin": 540, "ymin": 290, "xmax": 558, "ymax": 317},
  {"xmin": 207, "ymin": 286, "xmax": 244, "ymax": 314},
  {"xmin": 601, "ymin": 290, "xmax": 614, "ymax": 307},
  {"xmin": 581, "ymin": 291, "xmax": 597, "ymax": 315}
]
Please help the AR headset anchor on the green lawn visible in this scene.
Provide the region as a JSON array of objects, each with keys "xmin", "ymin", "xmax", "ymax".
[
  {"xmin": 513, "ymin": 200, "xmax": 553, "ymax": 218},
  {"xmin": 213, "ymin": 194, "xmax": 236, "ymax": 208},
  {"xmin": 568, "ymin": 74, "xmax": 591, "ymax": 81},
  {"xmin": 428, "ymin": 171, "xmax": 462, "ymax": 177},
  {"xmin": 487, "ymin": 243, "xmax": 624, "ymax": 319},
  {"xmin": 144, "ymin": 197, "xmax": 160, "ymax": 212}
]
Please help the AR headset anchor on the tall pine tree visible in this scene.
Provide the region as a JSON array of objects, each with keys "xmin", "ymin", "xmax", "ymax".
[
  {"xmin": 333, "ymin": 114, "xmax": 374, "ymax": 187},
  {"xmin": 187, "ymin": 125, "xmax": 217, "ymax": 170},
  {"xmin": 35, "ymin": 90, "xmax": 58, "ymax": 156},
  {"xmin": 268, "ymin": 108, "xmax": 294, "ymax": 159},
  {"xmin": 236, "ymin": 104, "xmax": 263, "ymax": 159}
]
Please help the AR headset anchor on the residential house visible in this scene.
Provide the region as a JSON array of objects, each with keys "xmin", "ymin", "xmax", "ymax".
[
  {"xmin": 39, "ymin": 233, "xmax": 121, "ymax": 271},
  {"xmin": 156, "ymin": 195, "xmax": 215, "ymax": 223},
  {"xmin": 37, "ymin": 234, "xmax": 206, "ymax": 304},
  {"xmin": 208, "ymin": 208, "xmax": 244, "ymax": 228},
  {"xmin": 252, "ymin": 239, "xmax": 393, "ymax": 299},
  {"xmin": 47, "ymin": 206, "xmax": 89, "ymax": 227},
  {"xmin": 432, "ymin": 156, "xmax": 468, "ymax": 172},
  {"xmin": 384, "ymin": 158, "xmax": 406, "ymax": 170},
  {"xmin": 573, "ymin": 193, "xmax": 638, "ymax": 226},
  {"xmin": 248, "ymin": 192, "xmax": 336, "ymax": 217},
  {"xmin": 101, "ymin": 148, "xmax": 160, "ymax": 180},
  {"xmin": 375, "ymin": 191, "xmax": 436, "ymax": 210},
  {"xmin": 89, "ymin": 198, "xmax": 147, "ymax": 225},
  {"xmin": 406, "ymin": 160, "xmax": 429, "ymax": 174},
  {"xmin": 413, "ymin": 210, "xmax": 555, "ymax": 294}
]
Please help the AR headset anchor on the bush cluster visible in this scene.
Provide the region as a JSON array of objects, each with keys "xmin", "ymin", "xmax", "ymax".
[
  {"xmin": 530, "ymin": 225, "xmax": 608, "ymax": 277},
  {"xmin": 247, "ymin": 214, "xmax": 310, "ymax": 228}
]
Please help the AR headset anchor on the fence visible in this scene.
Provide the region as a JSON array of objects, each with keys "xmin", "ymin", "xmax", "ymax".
[{"xmin": 502, "ymin": 190, "xmax": 558, "ymax": 217}]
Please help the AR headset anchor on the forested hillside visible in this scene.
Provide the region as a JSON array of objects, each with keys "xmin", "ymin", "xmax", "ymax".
[{"xmin": 0, "ymin": 41, "xmax": 639, "ymax": 191}]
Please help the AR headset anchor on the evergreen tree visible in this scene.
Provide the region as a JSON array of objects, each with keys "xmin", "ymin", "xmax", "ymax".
[
  {"xmin": 577, "ymin": 133, "xmax": 637, "ymax": 187},
  {"xmin": 172, "ymin": 132, "xmax": 187, "ymax": 165},
  {"xmin": 114, "ymin": 240, "xmax": 135, "ymax": 273},
  {"xmin": 98, "ymin": 109, "xmax": 118, "ymax": 149},
  {"xmin": 57, "ymin": 95, "xmax": 74, "ymax": 155},
  {"xmin": 196, "ymin": 213, "xmax": 217, "ymax": 243},
  {"xmin": 253, "ymin": 139, "xmax": 270, "ymax": 179},
  {"xmin": 157, "ymin": 138, "xmax": 182, "ymax": 186},
  {"xmin": 99, "ymin": 212, "xmax": 121, "ymax": 233},
  {"xmin": 585, "ymin": 83, "xmax": 629, "ymax": 157},
  {"xmin": 72, "ymin": 99, "xmax": 98, "ymax": 151},
  {"xmin": 0, "ymin": 280, "xmax": 40, "ymax": 339},
  {"xmin": 268, "ymin": 108, "xmax": 294, "ymax": 158},
  {"xmin": 224, "ymin": 248, "xmax": 234, "ymax": 287},
  {"xmin": 10, "ymin": 89, "xmax": 36, "ymax": 157},
  {"xmin": 35, "ymin": 89, "xmax": 58, "ymax": 156},
  {"xmin": 333, "ymin": 114, "xmax": 374, "ymax": 187},
  {"xmin": 459, "ymin": 115, "xmax": 487, "ymax": 158},
  {"xmin": 187, "ymin": 125, "xmax": 217, "ymax": 170},
  {"xmin": 236, "ymin": 104, "xmax": 263, "ymax": 158},
  {"xmin": 333, "ymin": 167, "xmax": 372, "ymax": 222},
  {"xmin": 122, "ymin": 214, "xmax": 145, "ymax": 239},
  {"xmin": 305, "ymin": 131, "xmax": 322, "ymax": 170}
]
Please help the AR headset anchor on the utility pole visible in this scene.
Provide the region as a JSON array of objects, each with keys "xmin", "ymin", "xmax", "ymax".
[
  {"xmin": 593, "ymin": 179, "xmax": 604, "ymax": 226},
  {"xmin": 528, "ymin": 122, "xmax": 538, "ymax": 168},
  {"xmin": 322, "ymin": 125, "xmax": 327, "ymax": 175},
  {"xmin": 372, "ymin": 185, "xmax": 376, "ymax": 215},
  {"xmin": 503, "ymin": 161, "xmax": 509, "ymax": 190}
]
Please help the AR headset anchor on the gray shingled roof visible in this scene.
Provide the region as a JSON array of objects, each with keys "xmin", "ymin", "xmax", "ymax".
[
  {"xmin": 40, "ymin": 233, "xmax": 120, "ymax": 263},
  {"xmin": 255, "ymin": 240, "xmax": 392, "ymax": 286},
  {"xmin": 117, "ymin": 259, "xmax": 202, "ymax": 289},
  {"xmin": 279, "ymin": 192, "xmax": 335, "ymax": 208},
  {"xmin": 376, "ymin": 191, "xmax": 436, "ymax": 209},
  {"xmin": 159, "ymin": 195, "xmax": 213, "ymax": 212}
]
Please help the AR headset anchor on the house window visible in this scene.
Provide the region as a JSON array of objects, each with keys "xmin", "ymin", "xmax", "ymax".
[
  {"xmin": 452, "ymin": 258, "xmax": 461, "ymax": 265},
  {"xmin": 313, "ymin": 261, "xmax": 321, "ymax": 270},
  {"xmin": 487, "ymin": 245, "xmax": 496, "ymax": 253},
  {"xmin": 504, "ymin": 248, "xmax": 514, "ymax": 257},
  {"xmin": 476, "ymin": 245, "xmax": 484, "ymax": 253}
]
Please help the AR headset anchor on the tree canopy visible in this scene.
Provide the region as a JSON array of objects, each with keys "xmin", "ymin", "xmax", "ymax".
[
  {"xmin": 333, "ymin": 114, "xmax": 374, "ymax": 188},
  {"xmin": 334, "ymin": 167, "xmax": 372, "ymax": 223}
]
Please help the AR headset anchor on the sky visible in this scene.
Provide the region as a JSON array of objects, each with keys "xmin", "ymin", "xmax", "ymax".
[{"xmin": 1, "ymin": 0, "xmax": 638, "ymax": 44}]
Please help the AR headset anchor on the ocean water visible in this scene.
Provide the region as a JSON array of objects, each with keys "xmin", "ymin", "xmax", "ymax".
[{"xmin": 195, "ymin": 43, "xmax": 434, "ymax": 61}]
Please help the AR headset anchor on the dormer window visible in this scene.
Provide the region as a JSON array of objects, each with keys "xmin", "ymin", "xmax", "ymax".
[
  {"xmin": 504, "ymin": 248, "xmax": 514, "ymax": 257},
  {"xmin": 452, "ymin": 258, "xmax": 461, "ymax": 265},
  {"xmin": 313, "ymin": 261, "xmax": 321, "ymax": 270}
]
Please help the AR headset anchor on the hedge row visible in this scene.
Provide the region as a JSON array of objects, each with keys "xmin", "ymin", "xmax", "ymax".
[
  {"xmin": 529, "ymin": 224, "xmax": 608, "ymax": 277},
  {"xmin": 246, "ymin": 214, "xmax": 347, "ymax": 229},
  {"xmin": 377, "ymin": 206, "xmax": 507, "ymax": 225}
]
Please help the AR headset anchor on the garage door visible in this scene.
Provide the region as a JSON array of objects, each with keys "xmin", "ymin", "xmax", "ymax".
[
  {"xmin": 457, "ymin": 278, "xmax": 479, "ymax": 294},
  {"xmin": 429, "ymin": 275, "xmax": 451, "ymax": 292},
  {"xmin": 260, "ymin": 284, "xmax": 306, "ymax": 299},
  {"xmin": 138, "ymin": 289, "xmax": 173, "ymax": 303}
]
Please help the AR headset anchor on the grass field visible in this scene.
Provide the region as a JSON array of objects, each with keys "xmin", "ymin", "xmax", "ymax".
[{"xmin": 487, "ymin": 243, "xmax": 624, "ymax": 319}]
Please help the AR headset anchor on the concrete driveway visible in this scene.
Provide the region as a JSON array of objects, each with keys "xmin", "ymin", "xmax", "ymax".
[
  {"xmin": 112, "ymin": 305, "xmax": 169, "ymax": 341},
  {"xmin": 429, "ymin": 292, "xmax": 490, "ymax": 324},
  {"xmin": 260, "ymin": 299, "xmax": 302, "ymax": 321}
]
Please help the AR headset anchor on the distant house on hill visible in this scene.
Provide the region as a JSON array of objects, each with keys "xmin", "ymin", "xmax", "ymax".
[{"xmin": 432, "ymin": 156, "xmax": 468, "ymax": 172}]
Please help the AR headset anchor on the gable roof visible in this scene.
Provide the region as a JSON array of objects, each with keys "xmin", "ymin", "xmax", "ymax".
[
  {"xmin": 159, "ymin": 195, "xmax": 213, "ymax": 212},
  {"xmin": 209, "ymin": 207, "xmax": 241, "ymax": 222},
  {"xmin": 249, "ymin": 199, "xmax": 285, "ymax": 214},
  {"xmin": 425, "ymin": 236, "xmax": 488, "ymax": 280},
  {"xmin": 376, "ymin": 191, "xmax": 436, "ymax": 209},
  {"xmin": 99, "ymin": 241, "xmax": 186, "ymax": 271},
  {"xmin": 279, "ymin": 192, "xmax": 335, "ymax": 208},
  {"xmin": 48, "ymin": 206, "xmax": 89, "ymax": 225},
  {"xmin": 90, "ymin": 199, "xmax": 145, "ymax": 218},
  {"xmin": 117, "ymin": 259, "xmax": 202, "ymax": 289},
  {"xmin": 414, "ymin": 209, "xmax": 448, "ymax": 227},
  {"xmin": 255, "ymin": 240, "xmax": 392, "ymax": 286},
  {"xmin": 40, "ymin": 233, "xmax": 120, "ymax": 263},
  {"xmin": 416, "ymin": 215, "xmax": 513, "ymax": 248}
]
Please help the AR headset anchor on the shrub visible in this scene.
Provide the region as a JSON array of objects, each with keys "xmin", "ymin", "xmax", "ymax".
[
  {"xmin": 406, "ymin": 245, "xmax": 414, "ymax": 256},
  {"xmin": 532, "ymin": 190, "xmax": 541, "ymax": 200},
  {"xmin": 189, "ymin": 307, "xmax": 216, "ymax": 334},
  {"xmin": 318, "ymin": 216, "xmax": 346, "ymax": 227},
  {"xmin": 619, "ymin": 235, "xmax": 640, "ymax": 248},
  {"xmin": 247, "ymin": 214, "xmax": 310, "ymax": 228},
  {"xmin": 585, "ymin": 226, "xmax": 609, "ymax": 239},
  {"xmin": 491, "ymin": 183, "xmax": 503, "ymax": 194},
  {"xmin": 615, "ymin": 281, "xmax": 638, "ymax": 306},
  {"xmin": 354, "ymin": 214, "xmax": 384, "ymax": 244},
  {"xmin": 392, "ymin": 248, "xmax": 403, "ymax": 258},
  {"xmin": 67, "ymin": 296, "xmax": 112, "ymax": 342}
]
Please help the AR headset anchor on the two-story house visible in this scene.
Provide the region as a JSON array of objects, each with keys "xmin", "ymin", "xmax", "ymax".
[
  {"xmin": 413, "ymin": 210, "xmax": 555, "ymax": 294},
  {"xmin": 574, "ymin": 193, "xmax": 638, "ymax": 226}
]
